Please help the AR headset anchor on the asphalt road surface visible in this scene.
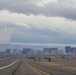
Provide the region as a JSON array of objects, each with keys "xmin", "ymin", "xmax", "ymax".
[
  {"xmin": 0, "ymin": 58, "xmax": 76, "ymax": 75},
  {"xmin": 0, "ymin": 59, "xmax": 47, "ymax": 75},
  {"xmin": 0, "ymin": 58, "xmax": 18, "ymax": 67},
  {"xmin": 27, "ymin": 59, "xmax": 76, "ymax": 75}
]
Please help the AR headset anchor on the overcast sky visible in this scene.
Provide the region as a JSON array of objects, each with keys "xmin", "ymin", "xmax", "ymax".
[{"xmin": 0, "ymin": 0, "xmax": 76, "ymax": 44}]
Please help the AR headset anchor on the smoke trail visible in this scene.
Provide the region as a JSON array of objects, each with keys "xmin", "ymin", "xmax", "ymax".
[{"xmin": 0, "ymin": 26, "xmax": 14, "ymax": 43}]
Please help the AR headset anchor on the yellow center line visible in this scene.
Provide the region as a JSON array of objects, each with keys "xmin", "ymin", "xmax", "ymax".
[
  {"xmin": 24, "ymin": 60, "xmax": 51, "ymax": 75},
  {"xmin": 31, "ymin": 65, "xmax": 51, "ymax": 75}
]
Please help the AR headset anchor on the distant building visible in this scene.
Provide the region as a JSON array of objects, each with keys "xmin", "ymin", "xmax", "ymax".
[
  {"xmin": 37, "ymin": 50, "xmax": 43, "ymax": 57},
  {"xmin": 65, "ymin": 46, "xmax": 76, "ymax": 56},
  {"xmin": 13, "ymin": 49, "xmax": 21, "ymax": 54},
  {"xmin": 27, "ymin": 50, "xmax": 37, "ymax": 57},
  {"xmin": 22, "ymin": 48, "xmax": 32, "ymax": 54},
  {"xmin": 43, "ymin": 48, "xmax": 58, "ymax": 55},
  {"xmin": 58, "ymin": 49, "xmax": 65, "ymax": 55},
  {"xmin": 65, "ymin": 46, "xmax": 71, "ymax": 54},
  {"xmin": 13, "ymin": 49, "xmax": 17, "ymax": 54},
  {"xmin": 71, "ymin": 47, "xmax": 76, "ymax": 55},
  {"xmin": 6, "ymin": 49, "xmax": 11, "ymax": 54}
]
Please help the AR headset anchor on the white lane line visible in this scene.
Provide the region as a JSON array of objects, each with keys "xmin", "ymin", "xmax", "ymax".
[{"xmin": 0, "ymin": 59, "xmax": 20, "ymax": 70}]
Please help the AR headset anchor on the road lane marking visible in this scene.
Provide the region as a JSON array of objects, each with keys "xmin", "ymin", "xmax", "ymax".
[
  {"xmin": 32, "ymin": 66, "xmax": 51, "ymax": 75},
  {"xmin": 25, "ymin": 61, "xmax": 51, "ymax": 75},
  {"xmin": 0, "ymin": 59, "xmax": 20, "ymax": 70}
]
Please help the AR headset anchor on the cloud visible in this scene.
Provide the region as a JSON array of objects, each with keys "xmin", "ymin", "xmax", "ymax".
[
  {"xmin": 8, "ymin": 24, "xmax": 76, "ymax": 44},
  {"xmin": 0, "ymin": 25, "xmax": 14, "ymax": 43},
  {"xmin": 0, "ymin": 23, "xmax": 76, "ymax": 44},
  {"xmin": 0, "ymin": 0, "xmax": 76, "ymax": 20},
  {"xmin": 0, "ymin": 11, "xmax": 76, "ymax": 35},
  {"xmin": 0, "ymin": 0, "xmax": 76, "ymax": 44}
]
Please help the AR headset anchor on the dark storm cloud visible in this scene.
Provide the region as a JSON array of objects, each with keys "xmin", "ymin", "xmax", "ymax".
[{"xmin": 0, "ymin": 0, "xmax": 76, "ymax": 19}]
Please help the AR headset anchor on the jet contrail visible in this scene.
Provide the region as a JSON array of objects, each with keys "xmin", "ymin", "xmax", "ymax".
[{"xmin": 0, "ymin": 25, "xmax": 14, "ymax": 43}]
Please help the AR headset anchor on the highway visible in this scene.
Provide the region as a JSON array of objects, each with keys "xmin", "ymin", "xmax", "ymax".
[
  {"xmin": 0, "ymin": 58, "xmax": 18, "ymax": 68},
  {"xmin": 0, "ymin": 58, "xmax": 76, "ymax": 75},
  {"xmin": 27, "ymin": 59, "xmax": 76, "ymax": 75}
]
